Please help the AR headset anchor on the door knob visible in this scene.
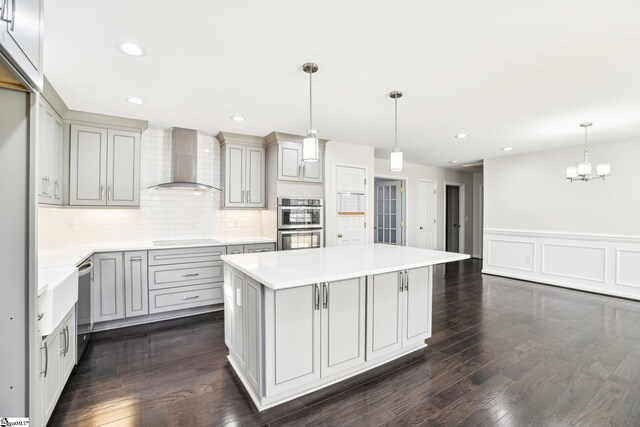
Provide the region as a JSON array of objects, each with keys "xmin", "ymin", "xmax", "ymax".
[
  {"xmin": 419, "ymin": 226, "xmax": 424, "ymax": 230},
  {"xmin": 337, "ymin": 234, "xmax": 343, "ymax": 238}
]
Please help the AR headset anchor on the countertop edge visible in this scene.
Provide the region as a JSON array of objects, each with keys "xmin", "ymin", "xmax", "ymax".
[{"xmin": 222, "ymin": 253, "xmax": 470, "ymax": 290}]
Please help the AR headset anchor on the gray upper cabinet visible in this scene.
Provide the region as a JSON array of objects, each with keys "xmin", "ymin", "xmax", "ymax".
[
  {"xmin": 217, "ymin": 132, "xmax": 266, "ymax": 209},
  {"xmin": 277, "ymin": 141, "xmax": 324, "ymax": 183},
  {"xmin": 69, "ymin": 125, "xmax": 141, "ymax": 207},
  {"xmin": 0, "ymin": 0, "xmax": 44, "ymax": 90},
  {"xmin": 93, "ymin": 252, "xmax": 125, "ymax": 323},
  {"xmin": 37, "ymin": 97, "xmax": 63, "ymax": 205}
]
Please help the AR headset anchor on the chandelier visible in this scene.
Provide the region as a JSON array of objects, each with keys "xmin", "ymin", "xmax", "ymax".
[{"xmin": 566, "ymin": 122, "xmax": 611, "ymax": 182}]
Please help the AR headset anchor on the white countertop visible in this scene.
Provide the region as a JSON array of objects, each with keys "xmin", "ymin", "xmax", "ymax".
[
  {"xmin": 222, "ymin": 244, "xmax": 470, "ymax": 290},
  {"xmin": 38, "ymin": 236, "xmax": 276, "ymax": 296}
]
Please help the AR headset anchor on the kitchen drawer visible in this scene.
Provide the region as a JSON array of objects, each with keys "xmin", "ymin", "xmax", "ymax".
[
  {"xmin": 244, "ymin": 243, "xmax": 276, "ymax": 253},
  {"xmin": 227, "ymin": 245, "xmax": 244, "ymax": 255},
  {"xmin": 149, "ymin": 261, "xmax": 224, "ymax": 290},
  {"xmin": 148, "ymin": 246, "xmax": 227, "ymax": 266},
  {"xmin": 149, "ymin": 283, "xmax": 223, "ymax": 314}
]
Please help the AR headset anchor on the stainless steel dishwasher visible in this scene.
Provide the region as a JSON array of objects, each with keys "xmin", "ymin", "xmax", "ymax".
[{"xmin": 76, "ymin": 258, "xmax": 93, "ymax": 362}]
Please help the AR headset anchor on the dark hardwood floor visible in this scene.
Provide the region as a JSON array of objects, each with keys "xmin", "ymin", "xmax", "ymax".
[{"xmin": 49, "ymin": 259, "xmax": 640, "ymax": 426}]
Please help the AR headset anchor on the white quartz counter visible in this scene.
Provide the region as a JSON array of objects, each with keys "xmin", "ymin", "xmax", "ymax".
[{"xmin": 222, "ymin": 244, "xmax": 469, "ymax": 290}]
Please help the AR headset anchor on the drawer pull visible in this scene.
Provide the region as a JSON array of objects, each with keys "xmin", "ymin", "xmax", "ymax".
[
  {"xmin": 183, "ymin": 295, "xmax": 200, "ymax": 300},
  {"xmin": 182, "ymin": 273, "xmax": 200, "ymax": 277},
  {"xmin": 130, "ymin": 257, "xmax": 143, "ymax": 261}
]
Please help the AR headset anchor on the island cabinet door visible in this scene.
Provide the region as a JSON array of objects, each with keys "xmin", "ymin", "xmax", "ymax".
[
  {"xmin": 366, "ymin": 271, "xmax": 403, "ymax": 361},
  {"xmin": 223, "ymin": 266, "xmax": 235, "ymax": 350},
  {"xmin": 320, "ymin": 277, "xmax": 366, "ymax": 377},
  {"xmin": 233, "ymin": 270, "xmax": 246, "ymax": 371},
  {"xmin": 243, "ymin": 277, "xmax": 262, "ymax": 395},
  {"xmin": 402, "ymin": 266, "xmax": 432, "ymax": 348},
  {"xmin": 264, "ymin": 284, "xmax": 321, "ymax": 397}
]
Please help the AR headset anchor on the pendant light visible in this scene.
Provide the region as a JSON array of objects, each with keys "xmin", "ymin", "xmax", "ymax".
[
  {"xmin": 565, "ymin": 122, "xmax": 611, "ymax": 182},
  {"xmin": 389, "ymin": 91, "xmax": 403, "ymax": 171},
  {"xmin": 302, "ymin": 63, "xmax": 319, "ymax": 162}
]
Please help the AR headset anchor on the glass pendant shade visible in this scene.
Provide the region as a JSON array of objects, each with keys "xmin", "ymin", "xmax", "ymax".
[
  {"xmin": 596, "ymin": 163, "xmax": 611, "ymax": 177},
  {"xmin": 390, "ymin": 149, "xmax": 403, "ymax": 171},
  {"xmin": 566, "ymin": 166, "xmax": 578, "ymax": 179},
  {"xmin": 577, "ymin": 162, "xmax": 592, "ymax": 176},
  {"xmin": 302, "ymin": 134, "xmax": 319, "ymax": 162}
]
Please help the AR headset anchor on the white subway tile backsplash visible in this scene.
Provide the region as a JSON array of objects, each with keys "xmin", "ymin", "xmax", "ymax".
[{"xmin": 38, "ymin": 128, "xmax": 262, "ymax": 251}]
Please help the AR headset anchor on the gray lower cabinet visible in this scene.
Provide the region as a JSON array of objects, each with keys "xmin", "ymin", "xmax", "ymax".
[
  {"xmin": 149, "ymin": 283, "xmax": 223, "ymax": 314},
  {"xmin": 93, "ymin": 252, "xmax": 125, "ymax": 322},
  {"xmin": 41, "ymin": 307, "xmax": 75, "ymax": 425},
  {"xmin": 124, "ymin": 251, "xmax": 149, "ymax": 317}
]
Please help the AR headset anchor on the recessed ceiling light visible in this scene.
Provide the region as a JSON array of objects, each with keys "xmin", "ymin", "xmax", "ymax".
[
  {"xmin": 116, "ymin": 42, "xmax": 145, "ymax": 57},
  {"xmin": 502, "ymin": 147, "xmax": 513, "ymax": 151},
  {"xmin": 449, "ymin": 160, "xmax": 458, "ymax": 164},
  {"xmin": 454, "ymin": 133, "xmax": 468, "ymax": 139},
  {"xmin": 230, "ymin": 115, "xmax": 246, "ymax": 122},
  {"xmin": 126, "ymin": 97, "xmax": 144, "ymax": 105}
]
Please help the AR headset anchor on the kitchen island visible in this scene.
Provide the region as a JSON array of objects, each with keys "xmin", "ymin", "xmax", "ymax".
[{"xmin": 221, "ymin": 244, "xmax": 469, "ymax": 410}]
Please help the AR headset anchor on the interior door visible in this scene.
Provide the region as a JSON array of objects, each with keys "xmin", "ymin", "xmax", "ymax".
[
  {"xmin": 366, "ymin": 272, "xmax": 403, "ymax": 360},
  {"xmin": 417, "ymin": 181, "xmax": 436, "ymax": 249},
  {"xmin": 403, "ymin": 267, "xmax": 432, "ymax": 348},
  {"xmin": 446, "ymin": 185, "xmax": 460, "ymax": 252},
  {"xmin": 336, "ymin": 165, "xmax": 367, "ymax": 246},
  {"xmin": 107, "ymin": 129, "xmax": 140, "ymax": 206},
  {"xmin": 70, "ymin": 125, "xmax": 108, "ymax": 206},
  {"xmin": 375, "ymin": 180, "xmax": 402, "ymax": 245},
  {"xmin": 321, "ymin": 278, "xmax": 366, "ymax": 377},
  {"xmin": 245, "ymin": 145, "xmax": 265, "ymax": 207}
]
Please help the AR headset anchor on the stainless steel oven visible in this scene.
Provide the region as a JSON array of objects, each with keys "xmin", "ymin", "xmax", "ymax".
[
  {"xmin": 278, "ymin": 229, "xmax": 324, "ymax": 251},
  {"xmin": 277, "ymin": 197, "xmax": 324, "ymax": 250},
  {"xmin": 277, "ymin": 197, "xmax": 323, "ymax": 229}
]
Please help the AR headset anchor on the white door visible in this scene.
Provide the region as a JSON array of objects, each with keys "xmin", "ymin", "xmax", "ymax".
[
  {"xmin": 107, "ymin": 129, "xmax": 140, "ymax": 206},
  {"xmin": 93, "ymin": 253, "xmax": 125, "ymax": 322},
  {"xmin": 321, "ymin": 278, "xmax": 366, "ymax": 377},
  {"xmin": 417, "ymin": 181, "xmax": 437, "ymax": 249},
  {"xmin": 375, "ymin": 180, "xmax": 402, "ymax": 245},
  {"xmin": 124, "ymin": 251, "xmax": 149, "ymax": 318},
  {"xmin": 245, "ymin": 145, "xmax": 265, "ymax": 207},
  {"xmin": 366, "ymin": 272, "xmax": 403, "ymax": 360},
  {"xmin": 70, "ymin": 125, "xmax": 108, "ymax": 206},
  {"xmin": 278, "ymin": 142, "xmax": 302, "ymax": 181},
  {"xmin": 225, "ymin": 144, "xmax": 246, "ymax": 208},
  {"xmin": 336, "ymin": 165, "xmax": 367, "ymax": 246},
  {"xmin": 402, "ymin": 267, "xmax": 432, "ymax": 348},
  {"xmin": 266, "ymin": 284, "xmax": 321, "ymax": 396},
  {"xmin": 41, "ymin": 330, "xmax": 61, "ymax": 422}
]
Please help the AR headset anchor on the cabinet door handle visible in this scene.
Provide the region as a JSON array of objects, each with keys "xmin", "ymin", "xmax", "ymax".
[
  {"xmin": 322, "ymin": 283, "xmax": 328, "ymax": 309},
  {"xmin": 405, "ymin": 270, "xmax": 409, "ymax": 291},
  {"xmin": 107, "ymin": 185, "xmax": 112, "ymax": 201},
  {"xmin": 129, "ymin": 257, "xmax": 143, "ymax": 261},
  {"xmin": 399, "ymin": 271, "xmax": 404, "ymax": 292},
  {"xmin": 41, "ymin": 342, "xmax": 48, "ymax": 377},
  {"xmin": 247, "ymin": 189, "xmax": 250, "ymax": 204},
  {"xmin": 65, "ymin": 325, "xmax": 70, "ymax": 356},
  {"xmin": 314, "ymin": 284, "xmax": 320, "ymax": 310},
  {"xmin": 10, "ymin": 0, "xmax": 14, "ymax": 30},
  {"xmin": 41, "ymin": 177, "xmax": 46, "ymax": 196},
  {"xmin": 100, "ymin": 185, "xmax": 104, "ymax": 200},
  {"xmin": 183, "ymin": 295, "xmax": 200, "ymax": 300},
  {"xmin": 37, "ymin": 313, "xmax": 44, "ymax": 321},
  {"xmin": 182, "ymin": 273, "xmax": 200, "ymax": 277},
  {"xmin": 54, "ymin": 179, "xmax": 60, "ymax": 199}
]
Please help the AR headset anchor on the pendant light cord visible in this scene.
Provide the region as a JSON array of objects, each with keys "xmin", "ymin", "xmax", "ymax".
[
  {"xmin": 394, "ymin": 96, "xmax": 398, "ymax": 150},
  {"xmin": 309, "ymin": 69, "xmax": 313, "ymax": 133}
]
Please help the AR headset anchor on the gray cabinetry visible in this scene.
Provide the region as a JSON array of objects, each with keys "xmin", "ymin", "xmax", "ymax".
[
  {"xmin": 0, "ymin": 0, "xmax": 43, "ymax": 89},
  {"xmin": 37, "ymin": 97, "xmax": 63, "ymax": 205},
  {"xmin": 69, "ymin": 125, "xmax": 141, "ymax": 207},
  {"xmin": 277, "ymin": 141, "xmax": 324, "ymax": 183},
  {"xmin": 217, "ymin": 132, "xmax": 266, "ymax": 209},
  {"xmin": 124, "ymin": 251, "xmax": 149, "ymax": 318},
  {"xmin": 93, "ymin": 252, "xmax": 125, "ymax": 322}
]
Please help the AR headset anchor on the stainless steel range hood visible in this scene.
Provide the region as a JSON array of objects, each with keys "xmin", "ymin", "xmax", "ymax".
[{"xmin": 148, "ymin": 127, "xmax": 221, "ymax": 191}]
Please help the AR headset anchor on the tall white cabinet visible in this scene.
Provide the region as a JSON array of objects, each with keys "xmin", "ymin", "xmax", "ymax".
[
  {"xmin": 37, "ymin": 98, "xmax": 64, "ymax": 205},
  {"xmin": 217, "ymin": 132, "xmax": 266, "ymax": 209},
  {"xmin": 69, "ymin": 125, "xmax": 141, "ymax": 206}
]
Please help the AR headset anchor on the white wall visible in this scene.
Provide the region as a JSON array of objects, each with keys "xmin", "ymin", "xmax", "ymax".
[
  {"xmin": 324, "ymin": 141, "xmax": 375, "ymax": 247},
  {"xmin": 38, "ymin": 128, "xmax": 263, "ymax": 252},
  {"xmin": 472, "ymin": 171, "xmax": 484, "ymax": 258},
  {"xmin": 374, "ymin": 158, "xmax": 474, "ymax": 254},
  {"xmin": 483, "ymin": 137, "xmax": 640, "ymax": 299}
]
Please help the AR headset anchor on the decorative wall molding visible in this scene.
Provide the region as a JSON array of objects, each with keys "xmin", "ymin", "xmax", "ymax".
[{"xmin": 483, "ymin": 229, "xmax": 640, "ymax": 300}]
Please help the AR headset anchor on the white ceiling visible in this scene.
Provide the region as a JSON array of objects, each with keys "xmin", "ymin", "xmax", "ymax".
[{"xmin": 45, "ymin": 0, "xmax": 640, "ymax": 168}]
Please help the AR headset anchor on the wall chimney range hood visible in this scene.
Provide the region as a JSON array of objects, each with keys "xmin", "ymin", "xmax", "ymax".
[{"xmin": 148, "ymin": 127, "xmax": 221, "ymax": 191}]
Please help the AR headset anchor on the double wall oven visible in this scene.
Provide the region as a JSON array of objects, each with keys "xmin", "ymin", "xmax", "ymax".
[{"xmin": 277, "ymin": 197, "xmax": 324, "ymax": 250}]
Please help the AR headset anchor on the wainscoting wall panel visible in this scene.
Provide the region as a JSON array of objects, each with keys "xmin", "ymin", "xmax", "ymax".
[{"xmin": 483, "ymin": 229, "xmax": 640, "ymax": 300}]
